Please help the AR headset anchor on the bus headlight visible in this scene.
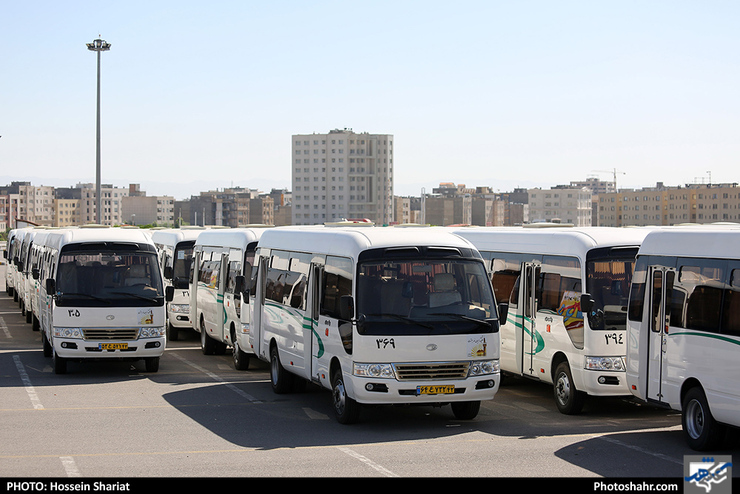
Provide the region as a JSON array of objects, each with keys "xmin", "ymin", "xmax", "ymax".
[
  {"xmin": 138, "ymin": 327, "xmax": 166, "ymax": 339},
  {"xmin": 468, "ymin": 359, "xmax": 499, "ymax": 377},
  {"xmin": 585, "ymin": 356, "xmax": 625, "ymax": 372},
  {"xmin": 353, "ymin": 363, "xmax": 396, "ymax": 379},
  {"xmin": 54, "ymin": 327, "xmax": 83, "ymax": 339},
  {"xmin": 169, "ymin": 304, "xmax": 189, "ymax": 314}
]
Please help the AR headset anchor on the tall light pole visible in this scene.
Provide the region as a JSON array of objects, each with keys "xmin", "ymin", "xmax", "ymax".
[{"xmin": 86, "ymin": 37, "xmax": 111, "ymax": 224}]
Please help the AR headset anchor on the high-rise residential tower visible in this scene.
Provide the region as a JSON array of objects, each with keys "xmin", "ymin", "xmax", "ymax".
[{"xmin": 291, "ymin": 128, "xmax": 394, "ymax": 225}]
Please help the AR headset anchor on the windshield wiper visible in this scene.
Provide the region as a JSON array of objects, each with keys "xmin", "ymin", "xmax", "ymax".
[
  {"xmin": 362, "ymin": 313, "xmax": 434, "ymax": 329},
  {"xmin": 428, "ymin": 313, "xmax": 493, "ymax": 329},
  {"xmin": 57, "ymin": 292, "xmax": 110, "ymax": 303},
  {"xmin": 108, "ymin": 290, "xmax": 162, "ymax": 302}
]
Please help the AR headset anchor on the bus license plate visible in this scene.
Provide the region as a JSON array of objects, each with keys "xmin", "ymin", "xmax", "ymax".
[
  {"xmin": 99, "ymin": 343, "xmax": 128, "ymax": 350},
  {"xmin": 417, "ymin": 385, "xmax": 455, "ymax": 395}
]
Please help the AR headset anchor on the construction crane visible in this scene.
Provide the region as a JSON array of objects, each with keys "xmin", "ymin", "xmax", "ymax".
[{"xmin": 593, "ymin": 168, "xmax": 626, "ymax": 191}]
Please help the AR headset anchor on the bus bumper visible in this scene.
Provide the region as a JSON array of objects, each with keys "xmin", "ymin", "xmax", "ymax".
[
  {"xmin": 349, "ymin": 374, "xmax": 499, "ymax": 405},
  {"xmin": 53, "ymin": 337, "xmax": 166, "ymax": 360}
]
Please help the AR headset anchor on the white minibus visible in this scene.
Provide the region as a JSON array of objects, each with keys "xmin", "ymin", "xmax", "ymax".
[
  {"xmin": 38, "ymin": 226, "xmax": 166, "ymax": 374},
  {"xmin": 454, "ymin": 226, "xmax": 651, "ymax": 414},
  {"xmin": 152, "ymin": 227, "xmax": 204, "ymax": 341},
  {"xmin": 250, "ymin": 226, "xmax": 502, "ymax": 423},
  {"xmin": 6, "ymin": 227, "xmax": 31, "ymax": 303},
  {"xmin": 17, "ymin": 228, "xmax": 39, "ymax": 321},
  {"xmin": 188, "ymin": 227, "xmax": 269, "ymax": 370},
  {"xmin": 626, "ymin": 226, "xmax": 740, "ymax": 450},
  {"xmin": 27, "ymin": 229, "xmax": 54, "ymax": 331},
  {"xmin": 4, "ymin": 229, "xmax": 20, "ymax": 298}
]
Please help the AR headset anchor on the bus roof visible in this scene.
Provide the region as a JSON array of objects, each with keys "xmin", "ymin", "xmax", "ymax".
[
  {"xmin": 194, "ymin": 227, "xmax": 271, "ymax": 250},
  {"xmin": 151, "ymin": 227, "xmax": 206, "ymax": 247},
  {"xmin": 257, "ymin": 225, "xmax": 478, "ymax": 260},
  {"xmin": 43, "ymin": 227, "xmax": 156, "ymax": 251},
  {"xmin": 451, "ymin": 226, "xmax": 652, "ymax": 258},
  {"xmin": 638, "ymin": 225, "xmax": 740, "ymax": 259}
]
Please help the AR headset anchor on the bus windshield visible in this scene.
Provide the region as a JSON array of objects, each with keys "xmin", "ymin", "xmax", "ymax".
[
  {"xmin": 356, "ymin": 258, "xmax": 497, "ymax": 336},
  {"xmin": 585, "ymin": 247, "xmax": 638, "ymax": 331},
  {"xmin": 55, "ymin": 250, "xmax": 164, "ymax": 307}
]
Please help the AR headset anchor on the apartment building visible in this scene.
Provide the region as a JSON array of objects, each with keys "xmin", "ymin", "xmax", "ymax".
[
  {"xmin": 528, "ymin": 186, "xmax": 592, "ymax": 226},
  {"xmin": 598, "ymin": 182, "xmax": 740, "ymax": 226},
  {"xmin": 291, "ymin": 128, "xmax": 394, "ymax": 225},
  {"xmin": 75, "ymin": 182, "xmax": 129, "ymax": 225},
  {"xmin": 185, "ymin": 187, "xmax": 273, "ymax": 227}
]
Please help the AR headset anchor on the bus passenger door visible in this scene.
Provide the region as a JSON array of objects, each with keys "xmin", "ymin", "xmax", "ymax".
[
  {"xmin": 646, "ymin": 267, "xmax": 674, "ymax": 403},
  {"xmin": 308, "ymin": 263, "xmax": 324, "ymax": 383},
  {"xmin": 522, "ymin": 262, "xmax": 541, "ymax": 378},
  {"xmin": 250, "ymin": 256, "xmax": 268, "ymax": 360}
]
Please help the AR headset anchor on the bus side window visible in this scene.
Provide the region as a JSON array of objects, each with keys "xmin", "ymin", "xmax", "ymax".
[{"xmin": 321, "ymin": 256, "xmax": 353, "ymax": 320}]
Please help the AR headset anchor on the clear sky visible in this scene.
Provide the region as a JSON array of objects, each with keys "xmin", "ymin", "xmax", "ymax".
[{"xmin": 2, "ymin": 1, "xmax": 739, "ymax": 200}]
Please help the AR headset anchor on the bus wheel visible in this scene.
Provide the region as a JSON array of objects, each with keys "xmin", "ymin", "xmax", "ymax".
[
  {"xmin": 270, "ymin": 345, "xmax": 293, "ymax": 394},
  {"xmin": 232, "ymin": 339, "xmax": 250, "ymax": 371},
  {"xmin": 553, "ymin": 361, "xmax": 584, "ymax": 414},
  {"xmin": 42, "ymin": 333, "xmax": 52, "ymax": 358},
  {"xmin": 451, "ymin": 401, "xmax": 481, "ymax": 420},
  {"xmin": 682, "ymin": 387, "xmax": 725, "ymax": 451},
  {"xmin": 200, "ymin": 317, "xmax": 216, "ymax": 355},
  {"xmin": 167, "ymin": 322, "xmax": 179, "ymax": 341},
  {"xmin": 53, "ymin": 349, "xmax": 67, "ymax": 375},
  {"xmin": 331, "ymin": 368, "xmax": 361, "ymax": 424},
  {"xmin": 144, "ymin": 357, "xmax": 160, "ymax": 373}
]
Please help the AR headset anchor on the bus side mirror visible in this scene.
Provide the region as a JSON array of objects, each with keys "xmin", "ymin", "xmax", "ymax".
[
  {"xmin": 163, "ymin": 266, "xmax": 173, "ymax": 280},
  {"xmin": 32, "ymin": 268, "xmax": 40, "ymax": 280},
  {"xmin": 242, "ymin": 265, "xmax": 252, "ymax": 288},
  {"xmin": 339, "ymin": 295, "xmax": 354, "ymax": 321},
  {"xmin": 45, "ymin": 278, "xmax": 55, "ymax": 294},
  {"xmin": 234, "ymin": 275, "xmax": 246, "ymax": 294},
  {"xmin": 165, "ymin": 286, "xmax": 174, "ymax": 302},
  {"xmin": 498, "ymin": 302, "xmax": 508, "ymax": 322},
  {"xmin": 580, "ymin": 293, "xmax": 594, "ymax": 315}
]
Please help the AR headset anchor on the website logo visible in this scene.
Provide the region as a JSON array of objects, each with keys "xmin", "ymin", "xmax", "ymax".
[{"xmin": 684, "ymin": 456, "xmax": 732, "ymax": 494}]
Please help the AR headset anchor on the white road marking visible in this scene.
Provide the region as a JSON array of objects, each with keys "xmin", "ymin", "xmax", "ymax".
[
  {"xmin": 338, "ymin": 447, "xmax": 399, "ymax": 477},
  {"xmin": 60, "ymin": 456, "xmax": 81, "ymax": 477},
  {"xmin": 13, "ymin": 355, "xmax": 44, "ymax": 410}
]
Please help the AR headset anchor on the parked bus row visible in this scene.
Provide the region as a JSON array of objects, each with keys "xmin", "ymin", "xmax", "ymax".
[
  {"xmin": 4, "ymin": 222, "xmax": 739, "ymax": 448},
  {"xmin": 5, "ymin": 225, "xmax": 166, "ymax": 374},
  {"xmin": 452, "ymin": 224, "xmax": 740, "ymax": 451}
]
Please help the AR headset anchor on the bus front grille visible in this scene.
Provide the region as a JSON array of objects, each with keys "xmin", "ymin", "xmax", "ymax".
[
  {"xmin": 82, "ymin": 328, "xmax": 139, "ymax": 340},
  {"xmin": 393, "ymin": 362, "xmax": 470, "ymax": 381}
]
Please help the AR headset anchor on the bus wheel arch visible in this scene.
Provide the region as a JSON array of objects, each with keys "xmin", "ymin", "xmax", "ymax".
[{"xmin": 552, "ymin": 355, "xmax": 585, "ymax": 415}]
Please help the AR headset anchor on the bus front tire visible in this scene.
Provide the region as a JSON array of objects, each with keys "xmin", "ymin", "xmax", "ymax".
[
  {"xmin": 233, "ymin": 340, "xmax": 250, "ymax": 371},
  {"xmin": 144, "ymin": 357, "xmax": 160, "ymax": 373},
  {"xmin": 331, "ymin": 368, "xmax": 361, "ymax": 424},
  {"xmin": 167, "ymin": 322, "xmax": 179, "ymax": 341},
  {"xmin": 682, "ymin": 387, "xmax": 725, "ymax": 451},
  {"xmin": 270, "ymin": 345, "xmax": 293, "ymax": 394},
  {"xmin": 53, "ymin": 350, "xmax": 67, "ymax": 375},
  {"xmin": 553, "ymin": 361, "xmax": 585, "ymax": 415},
  {"xmin": 451, "ymin": 400, "xmax": 481, "ymax": 420}
]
